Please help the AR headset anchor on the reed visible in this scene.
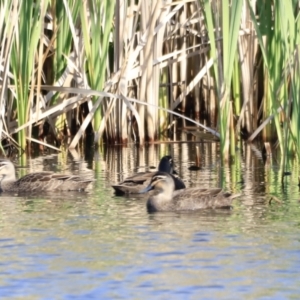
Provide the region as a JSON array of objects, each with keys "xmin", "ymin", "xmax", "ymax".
[
  {"xmin": 52, "ymin": 1, "xmax": 78, "ymax": 89},
  {"xmin": 0, "ymin": 0, "xmax": 14, "ymax": 153},
  {"xmin": 159, "ymin": 68, "xmax": 169, "ymax": 136},
  {"xmin": 1, "ymin": 0, "xmax": 300, "ymax": 166},
  {"xmin": 10, "ymin": 0, "xmax": 48, "ymax": 153},
  {"xmin": 247, "ymin": 0, "xmax": 300, "ymax": 175},
  {"xmin": 237, "ymin": 2, "xmax": 258, "ymax": 139},
  {"xmin": 201, "ymin": 0, "xmax": 243, "ymax": 161},
  {"xmin": 79, "ymin": 0, "xmax": 115, "ymax": 145},
  {"xmin": 49, "ymin": 0, "xmax": 80, "ymax": 135}
]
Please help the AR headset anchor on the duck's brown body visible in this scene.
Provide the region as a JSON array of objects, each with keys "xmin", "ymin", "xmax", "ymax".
[
  {"xmin": 140, "ymin": 172, "xmax": 241, "ymax": 213},
  {"xmin": 0, "ymin": 160, "xmax": 92, "ymax": 193},
  {"xmin": 112, "ymin": 155, "xmax": 185, "ymax": 195}
]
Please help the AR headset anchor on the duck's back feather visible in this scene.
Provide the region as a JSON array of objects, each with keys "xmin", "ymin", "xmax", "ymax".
[{"xmin": 3, "ymin": 172, "xmax": 92, "ymax": 192}]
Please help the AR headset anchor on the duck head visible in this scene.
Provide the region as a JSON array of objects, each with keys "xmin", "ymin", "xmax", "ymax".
[
  {"xmin": 139, "ymin": 171, "xmax": 175, "ymax": 194},
  {"xmin": 0, "ymin": 160, "xmax": 16, "ymax": 182}
]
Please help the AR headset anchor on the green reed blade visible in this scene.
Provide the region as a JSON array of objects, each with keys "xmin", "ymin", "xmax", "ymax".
[
  {"xmin": 10, "ymin": 0, "xmax": 49, "ymax": 152},
  {"xmin": 79, "ymin": 0, "xmax": 115, "ymax": 144}
]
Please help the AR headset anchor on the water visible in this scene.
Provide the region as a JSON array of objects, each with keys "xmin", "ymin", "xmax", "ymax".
[{"xmin": 1, "ymin": 143, "xmax": 300, "ymax": 299}]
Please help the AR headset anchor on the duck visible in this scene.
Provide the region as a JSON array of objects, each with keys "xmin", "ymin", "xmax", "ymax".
[
  {"xmin": 112, "ymin": 155, "xmax": 185, "ymax": 195},
  {"xmin": 0, "ymin": 160, "xmax": 93, "ymax": 193},
  {"xmin": 139, "ymin": 171, "xmax": 241, "ymax": 212}
]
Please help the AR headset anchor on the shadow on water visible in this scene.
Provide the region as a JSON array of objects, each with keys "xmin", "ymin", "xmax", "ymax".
[{"xmin": 0, "ymin": 141, "xmax": 300, "ymax": 299}]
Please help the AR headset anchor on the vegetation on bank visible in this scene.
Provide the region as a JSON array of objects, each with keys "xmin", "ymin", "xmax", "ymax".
[{"xmin": 0, "ymin": 0, "xmax": 300, "ymax": 168}]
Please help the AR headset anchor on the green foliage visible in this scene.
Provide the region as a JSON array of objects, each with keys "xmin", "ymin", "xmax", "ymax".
[
  {"xmin": 2, "ymin": 0, "xmax": 300, "ymax": 162},
  {"xmin": 201, "ymin": 0, "xmax": 243, "ymax": 161},
  {"xmin": 53, "ymin": 0, "xmax": 80, "ymax": 84},
  {"xmin": 249, "ymin": 0, "xmax": 300, "ymax": 171},
  {"xmin": 10, "ymin": 0, "xmax": 49, "ymax": 152},
  {"xmin": 79, "ymin": 0, "xmax": 116, "ymax": 144}
]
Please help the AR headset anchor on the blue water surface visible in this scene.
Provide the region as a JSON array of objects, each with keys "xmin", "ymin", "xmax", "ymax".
[{"xmin": 0, "ymin": 144, "xmax": 300, "ymax": 299}]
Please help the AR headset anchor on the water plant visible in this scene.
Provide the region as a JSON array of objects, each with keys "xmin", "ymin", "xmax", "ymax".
[
  {"xmin": 79, "ymin": 0, "xmax": 115, "ymax": 145},
  {"xmin": 0, "ymin": 0, "xmax": 299, "ymax": 175},
  {"xmin": 201, "ymin": 0, "xmax": 243, "ymax": 161},
  {"xmin": 9, "ymin": 0, "xmax": 49, "ymax": 154},
  {"xmin": 247, "ymin": 0, "xmax": 300, "ymax": 175}
]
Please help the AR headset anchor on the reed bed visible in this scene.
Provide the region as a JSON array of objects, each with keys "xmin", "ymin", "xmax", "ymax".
[{"xmin": 0, "ymin": 0, "xmax": 299, "ymax": 171}]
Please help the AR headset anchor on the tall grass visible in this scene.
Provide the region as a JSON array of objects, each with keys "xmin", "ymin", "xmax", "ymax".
[
  {"xmin": 1, "ymin": 0, "xmax": 300, "ymax": 170},
  {"xmin": 79, "ymin": 0, "xmax": 115, "ymax": 145},
  {"xmin": 247, "ymin": 0, "xmax": 300, "ymax": 174},
  {"xmin": 0, "ymin": 0, "xmax": 14, "ymax": 153},
  {"xmin": 49, "ymin": 0, "xmax": 80, "ymax": 135},
  {"xmin": 10, "ymin": 0, "xmax": 48, "ymax": 157},
  {"xmin": 201, "ymin": 0, "xmax": 243, "ymax": 161}
]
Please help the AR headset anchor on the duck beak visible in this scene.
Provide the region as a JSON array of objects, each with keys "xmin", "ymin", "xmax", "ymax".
[{"xmin": 139, "ymin": 184, "xmax": 153, "ymax": 194}]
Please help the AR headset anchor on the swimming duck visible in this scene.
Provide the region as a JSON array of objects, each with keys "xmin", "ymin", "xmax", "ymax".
[
  {"xmin": 112, "ymin": 155, "xmax": 185, "ymax": 195},
  {"xmin": 140, "ymin": 171, "xmax": 240, "ymax": 212},
  {"xmin": 0, "ymin": 160, "xmax": 93, "ymax": 193}
]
